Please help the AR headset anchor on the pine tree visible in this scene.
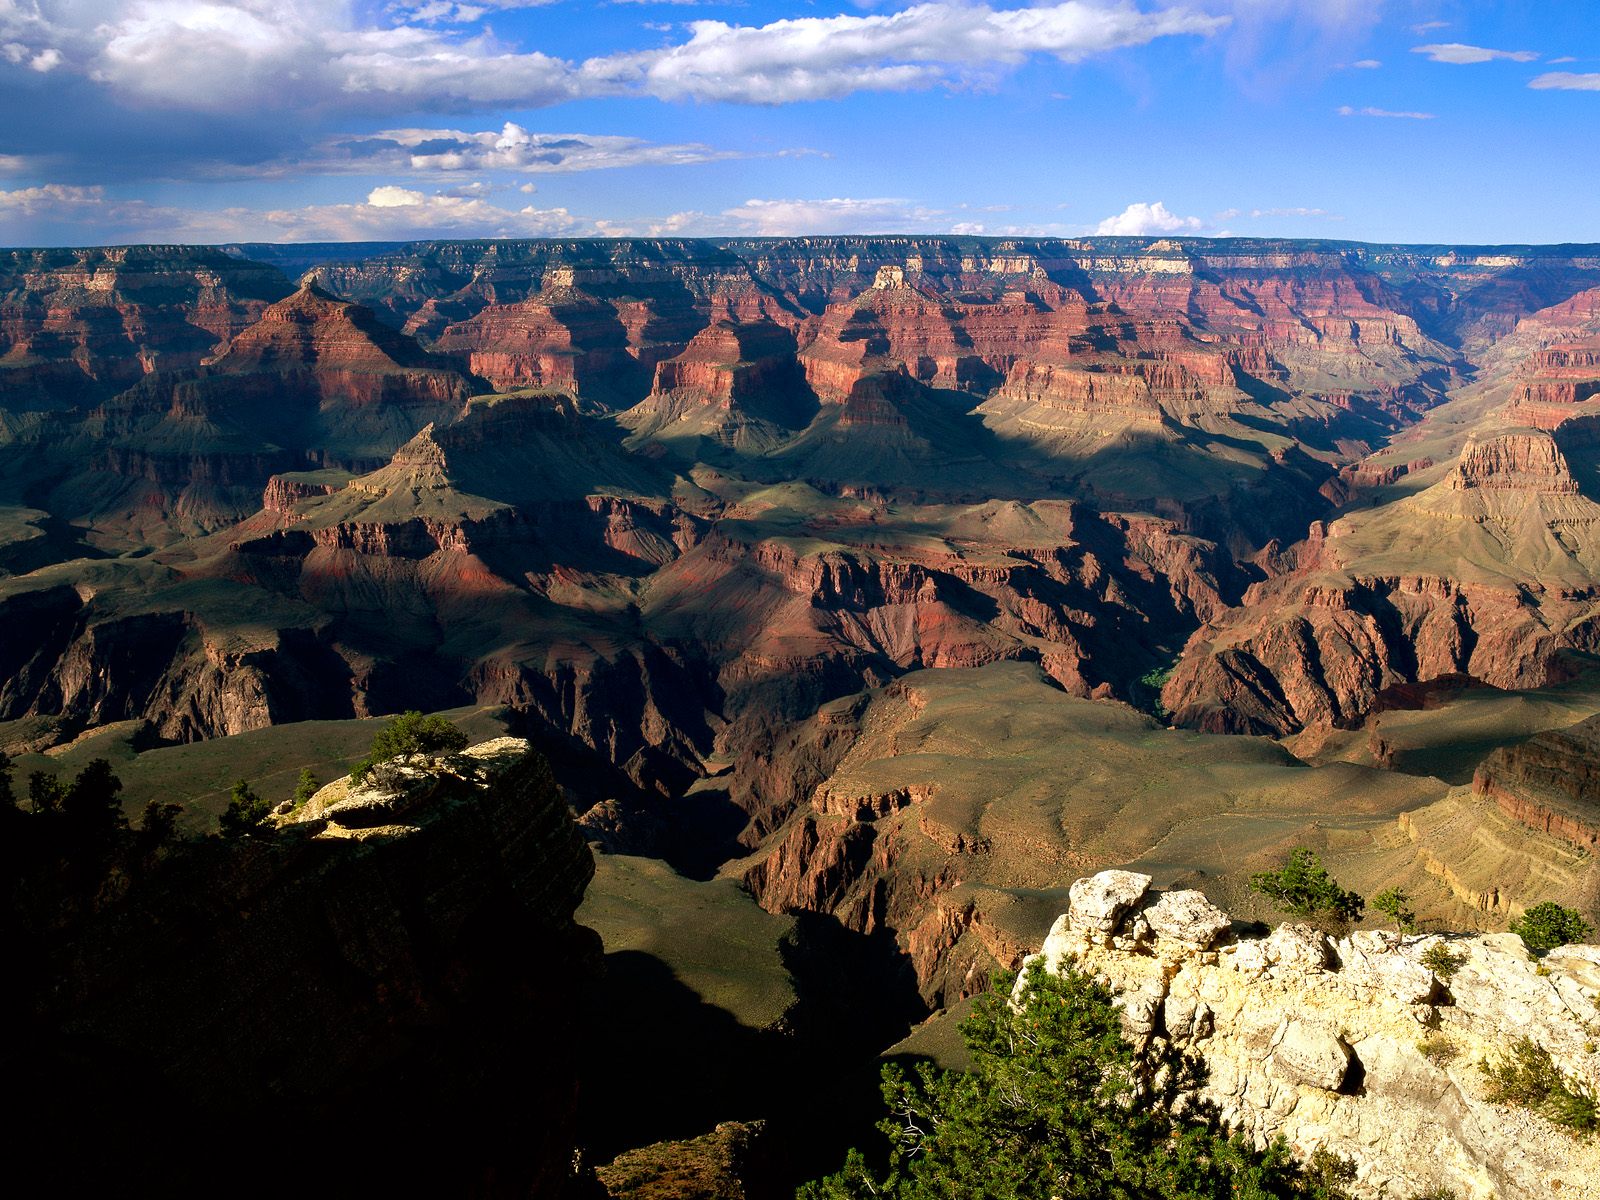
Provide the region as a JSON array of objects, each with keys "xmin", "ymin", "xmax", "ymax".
[{"xmin": 803, "ymin": 960, "xmax": 1352, "ymax": 1200}]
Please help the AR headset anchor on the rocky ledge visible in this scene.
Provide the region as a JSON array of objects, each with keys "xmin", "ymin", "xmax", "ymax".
[
  {"xmin": 1023, "ymin": 870, "xmax": 1600, "ymax": 1200},
  {"xmin": 18, "ymin": 736, "xmax": 599, "ymax": 1195}
]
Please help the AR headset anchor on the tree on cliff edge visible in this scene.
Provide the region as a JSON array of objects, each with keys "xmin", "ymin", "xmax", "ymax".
[
  {"xmin": 802, "ymin": 960, "xmax": 1350, "ymax": 1200},
  {"xmin": 352, "ymin": 711, "xmax": 469, "ymax": 782}
]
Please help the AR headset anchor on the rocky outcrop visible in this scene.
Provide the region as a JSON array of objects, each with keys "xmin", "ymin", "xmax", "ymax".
[
  {"xmin": 11, "ymin": 737, "xmax": 601, "ymax": 1195},
  {"xmin": 1025, "ymin": 871, "xmax": 1600, "ymax": 1199},
  {"xmin": 1474, "ymin": 713, "xmax": 1600, "ymax": 849}
]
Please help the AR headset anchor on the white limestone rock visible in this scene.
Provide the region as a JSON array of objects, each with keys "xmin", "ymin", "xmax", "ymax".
[
  {"xmin": 1144, "ymin": 889, "xmax": 1231, "ymax": 949},
  {"xmin": 1271, "ymin": 1019, "xmax": 1353, "ymax": 1092},
  {"xmin": 1067, "ymin": 870, "xmax": 1152, "ymax": 944}
]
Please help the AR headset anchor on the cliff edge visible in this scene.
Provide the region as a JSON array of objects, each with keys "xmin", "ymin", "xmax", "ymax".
[{"xmin": 1025, "ymin": 871, "xmax": 1600, "ymax": 1199}]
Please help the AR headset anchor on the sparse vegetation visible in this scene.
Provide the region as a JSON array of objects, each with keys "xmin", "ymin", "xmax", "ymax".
[
  {"xmin": 1510, "ymin": 903, "xmax": 1593, "ymax": 955},
  {"xmin": 217, "ymin": 778, "xmax": 273, "ymax": 838},
  {"xmin": 1417, "ymin": 1035, "xmax": 1459, "ymax": 1067},
  {"xmin": 1136, "ymin": 664, "xmax": 1175, "ymax": 720},
  {"xmin": 1249, "ymin": 848, "xmax": 1365, "ymax": 928},
  {"xmin": 802, "ymin": 960, "xmax": 1354, "ymax": 1199},
  {"xmin": 1372, "ymin": 887, "xmax": 1418, "ymax": 934},
  {"xmin": 1480, "ymin": 1037, "xmax": 1599, "ymax": 1136},
  {"xmin": 1421, "ymin": 942, "xmax": 1467, "ymax": 981},
  {"xmin": 292, "ymin": 768, "xmax": 320, "ymax": 809},
  {"xmin": 351, "ymin": 711, "xmax": 469, "ymax": 782}
]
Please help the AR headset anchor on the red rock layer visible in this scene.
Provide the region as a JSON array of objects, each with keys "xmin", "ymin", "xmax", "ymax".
[{"xmin": 1474, "ymin": 716, "xmax": 1600, "ymax": 849}]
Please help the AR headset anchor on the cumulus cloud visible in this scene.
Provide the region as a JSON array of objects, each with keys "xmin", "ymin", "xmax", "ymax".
[
  {"xmin": 1529, "ymin": 72, "xmax": 1600, "ymax": 92},
  {"xmin": 1337, "ymin": 104, "xmax": 1433, "ymax": 119},
  {"xmin": 1094, "ymin": 200, "xmax": 1201, "ymax": 236},
  {"xmin": 2, "ymin": 1, "xmax": 1230, "ymax": 115},
  {"xmin": 585, "ymin": 2, "xmax": 1230, "ymax": 104},
  {"xmin": 1411, "ymin": 43, "xmax": 1538, "ymax": 65}
]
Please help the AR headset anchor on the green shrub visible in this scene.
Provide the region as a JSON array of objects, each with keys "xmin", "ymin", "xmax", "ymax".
[
  {"xmin": 1420, "ymin": 942, "xmax": 1467, "ymax": 980},
  {"xmin": 217, "ymin": 778, "xmax": 273, "ymax": 838},
  {"xmin": 351, "ymin": 711, "xmax": 469, "ymax": 782},
  {"xmin": 801, "ymin": 961, "xmax": 1354, "ymax": 1199},
  {"xmin": 1510, "ymin": 902, "xmax": 1593, "ymax": 955},
  {"xmin": 1249, "ymin": 848, "xmax": 1365, "ymax": 926},
  {"xmin": 292, "ymin": 768, "xmax": 320, "ymax": 809},
  {"xmin": 1372, "ymin": 887, "xmax": 1418, "ymax": 934},
  {"xmin": 1417, "ymin": 1035, "xmax": 1459, "ymax": 1067},
  {"xmin": 1480, "ymin": 1037, "xmax": 1599, "ymax": 1135}
]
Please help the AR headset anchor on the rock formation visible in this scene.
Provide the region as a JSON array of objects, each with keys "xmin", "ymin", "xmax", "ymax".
[
  {"xmin": 8, "ymin": 736, "xmax": 600, "ymax": 1194},
  {"xmin": 1025, "ymin": 870, "xmax": 1600, "ymax": 1199}
]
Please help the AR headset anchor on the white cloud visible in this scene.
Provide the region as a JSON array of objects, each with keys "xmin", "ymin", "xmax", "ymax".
[
  {"xmin": 1529, "ymin": 72, "xmax": 1600, "ymax": 92},
  {"xmin": 1094, "ymin": 200, "xmax": 1201, "ymax": 236},
  {"xmin": 720, "ymin": 197, "xmax": 946, "ymax": 236},
  {"xmin": 2, "ymin": 1, "xmax": 1230, "ymax": 117},
  {"xmin": 1215, "ymin": 205, "xmax": 1331, "ymax": 220},
  {"xmin": 0, "ymin": 179, "xmax": 584, "ymax": 242},
  {"xmin": 366, "ymin": 185, "xmax": 426, "ymax": 207},
  {"xmin": 1337, "ymin": 104, "xmax": 1434, "ymax": 119},
  {"xmin": 1348, "ymin": 58, "xmax": 1380, "ymax": 69},
  {"xmin": 1411, "ymin": 43, "xmax": 1538, "ymax": 65},
  {"xmin": 316, "ymin": 122, "xmax": 742, "ymax": 175},
  {"xmin": 582, "ymin": 2, "xmax": 1230, "ymax": 104}
]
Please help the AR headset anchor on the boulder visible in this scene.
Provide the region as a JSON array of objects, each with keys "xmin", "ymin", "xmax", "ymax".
[
  {"xmin": 1068, "ymin": 870, "xmax": 1153, "ymax": 943},
  {"xmin": 1263, "ymin": 923, "xmax": 1331, "ymax": 970},
  {"xmin": 1144, "ymin": 889, "xmax": 1231, "ymax": 948},
  {"xmin": 1271, "ymin": 1019, "xmax": 1353, "ymax": 1092},
  {"xmin": 1336, "ymin": 932, "xmax": 1439, "ymax": 1005}
]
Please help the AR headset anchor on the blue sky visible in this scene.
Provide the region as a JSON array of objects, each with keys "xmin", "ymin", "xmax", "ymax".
[{"xmin": 0, "ymin": 1, "xmax": 1595, "ymax": 246}]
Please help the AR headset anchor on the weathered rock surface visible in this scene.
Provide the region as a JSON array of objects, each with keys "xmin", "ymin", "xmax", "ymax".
[{"xmin": 1024, "ymin": 871, "xmax": 1600, "ymax": 1199}]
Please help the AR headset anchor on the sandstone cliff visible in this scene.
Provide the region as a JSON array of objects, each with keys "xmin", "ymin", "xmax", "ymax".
[{"xmin": 1026, "ymin": 870, "xmax": 1600, "ymax": 1199}]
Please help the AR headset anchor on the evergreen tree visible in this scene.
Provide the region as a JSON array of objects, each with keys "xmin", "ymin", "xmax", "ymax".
[
  {"xmin": 803, "ymin": 961, "xmax": 1351, "ymax": 1200},
  {"xmin": 1510, "ymin": 903, "xmax": 1593, "ymax": 955},
  {"xmin": 352, "ymin": 711, "xmax": 469, "ymax": 782},
  {"xmin": 292, "ymin": 768, "xmax": 320, "ymax": 808},
  {"xmin": 1371, "ymin": 888, "xmax": 1417, "ymax": 934},
  {"xmin": 218, "ymin": 778, "xmax": 272, "ymax": 838},
  {"xmin": 61, "ymin": 758, "xmax": 128, "ymax": 837},
  {"xmin": 1248, "ymin": 849, "xmax": 1364, "ymax": 926}
]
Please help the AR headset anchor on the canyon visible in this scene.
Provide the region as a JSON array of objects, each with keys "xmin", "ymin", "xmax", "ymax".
[{"xmin": 5, "ymin": 235, "xmax": 1600, "ymax": 1194}]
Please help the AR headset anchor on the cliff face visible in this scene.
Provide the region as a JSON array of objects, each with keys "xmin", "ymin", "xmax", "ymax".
[
  {"xmin": 0, "ymin": 245, "xmax": 293, "ymax": 408},
  {"xmin": 1474, "ymin": 713, "xmax": 1600, "ymax": 850},
  {"xmin": 10, "ymin": 236, "xmax": 1600, "ymax": 859},
  {"xmin": 9, "ymin": 737, "xmax": 600, "ymax": 1195},
  {"xmin": 1027, "ymin": 871, "xmax": 1600, "ymax": 1200}
]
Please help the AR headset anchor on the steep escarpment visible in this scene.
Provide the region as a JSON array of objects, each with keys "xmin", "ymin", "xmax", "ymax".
[
  {"xmin": 1474, "ymin": 713, "xmax": 1600, "ymax": 850},
  {"xmin": 1165, "ymin": 421, "xmax": 1600, "ymax": 736},
  {"xmin": 1028, "ymin": 871, "xmax": 1600, "ymax": 1199},
  {"xmin": 732, "ymin": 662, "xmax": 1447, "ymax": 1006},
  {"xmin": 0, "ymin": 245, "xmax": 293, "ymax": 410},
  {"xmin": 6, "ymin": 737, "xmax": 601, "ymax": 1195}
]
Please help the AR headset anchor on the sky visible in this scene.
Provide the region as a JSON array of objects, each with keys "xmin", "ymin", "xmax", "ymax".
[{"xmin": 0, "ymin": 0, "xmax": 1595, "ymax": 247}]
